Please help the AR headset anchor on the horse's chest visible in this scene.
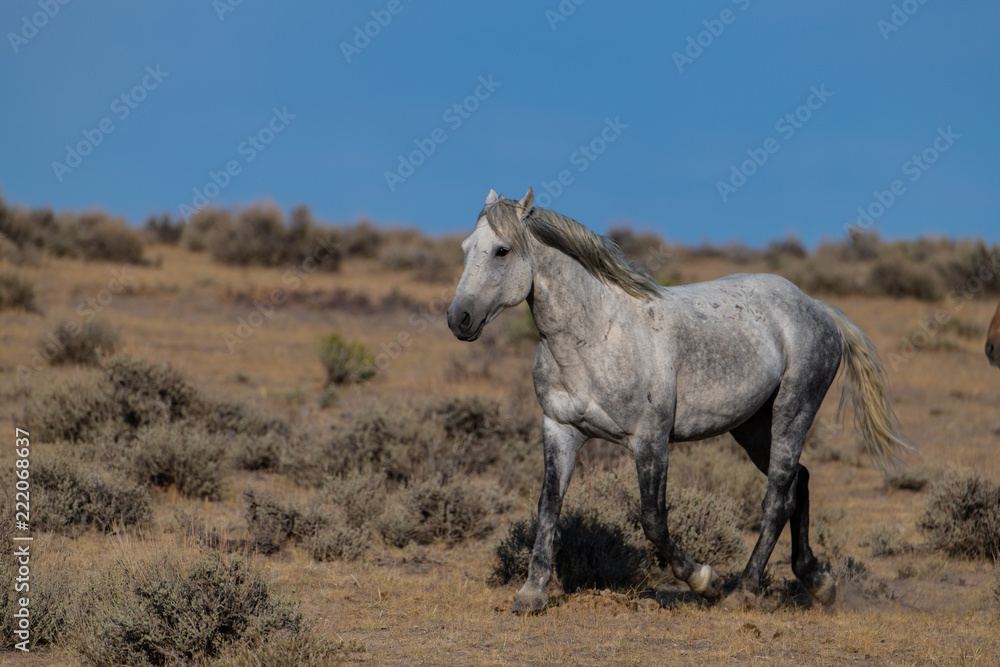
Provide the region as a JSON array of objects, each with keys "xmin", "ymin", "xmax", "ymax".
[{"xmin": 533, "ymin": 347, "xmax": 636, "ymax": 441}]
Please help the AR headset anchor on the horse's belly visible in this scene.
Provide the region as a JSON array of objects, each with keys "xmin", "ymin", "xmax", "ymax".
[{"xmin": 671, "ymin": 370, "xmax": 780, "ymax": 441}]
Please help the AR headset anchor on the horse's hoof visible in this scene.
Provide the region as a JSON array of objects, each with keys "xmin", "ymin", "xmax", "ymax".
[
  {"xmin": 689, "ymin": 564, "xmax": 723, "ymax": 602},
  {"xmin": 808, "ymin": 572, "xmax": 837, "ymax": 607},
  {"xmin": 512, "ymin": 589, "xmax": 547, "ymax": 614},
  {"xmin": 720, "ymin": 589, "xmax": 759, "ymax": 611}
]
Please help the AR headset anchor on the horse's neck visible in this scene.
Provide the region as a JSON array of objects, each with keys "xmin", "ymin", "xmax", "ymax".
[{"xmin": 528, "ymin": 241, "xmax": 626, "ymax": 345}]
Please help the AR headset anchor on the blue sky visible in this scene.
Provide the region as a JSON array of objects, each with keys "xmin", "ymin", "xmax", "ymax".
[{"xmin": 1, "ymin": 0, "xmax": 997, "ymax": 248}]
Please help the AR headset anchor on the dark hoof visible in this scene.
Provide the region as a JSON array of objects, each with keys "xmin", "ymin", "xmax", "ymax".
[
  {"xmin": 512, "ymin": 589, "xmax": 547, "ymax": 614},
  {"xmin": 807, "ymin": 572, "xmax": 837, "ymax": 607}
]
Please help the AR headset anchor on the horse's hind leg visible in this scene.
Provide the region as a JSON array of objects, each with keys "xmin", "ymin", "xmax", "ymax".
[
  {"xmin": 633, "ymin": 442, "xmax": 723, "ymax": 602},
  {"xmin": 731, "ymin": 391, "xmax": 835, "ymax": 606},
  {"xmin": 790, "ymin": 465, "xmax": 835, "ymax": 605}
]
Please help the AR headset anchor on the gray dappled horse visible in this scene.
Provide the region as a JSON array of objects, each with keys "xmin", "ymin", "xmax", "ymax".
[{"xmin": 448, "ymin": 188, "xmax": 913, "ymax": 612}]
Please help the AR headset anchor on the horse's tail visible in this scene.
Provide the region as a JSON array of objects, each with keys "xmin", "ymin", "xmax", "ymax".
[{"xmin": 818, "ymin": 301, "xmax": 915, "ymax": 471}]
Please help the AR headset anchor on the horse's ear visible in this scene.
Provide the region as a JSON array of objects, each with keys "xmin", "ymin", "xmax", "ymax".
[
  {"xmin": 516, "ymin": 187, "xmax": 534, "ymax": 222},
  {"xmin": 485, "ymin": 189, "xmax": 499, "ymax": 206}
]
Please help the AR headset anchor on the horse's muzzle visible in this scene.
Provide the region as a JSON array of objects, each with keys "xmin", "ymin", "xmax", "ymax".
[
  {"xmin": 447, "ymin": 303, "xmax": 483, "ymax": 341},
  {"xmin": 987, "ymin": 339, "xmax": 1000, "ymax": 368}
]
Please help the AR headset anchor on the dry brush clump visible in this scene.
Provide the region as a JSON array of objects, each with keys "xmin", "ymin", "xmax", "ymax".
[
  {"xmin": 317, "ymin": 332, "xmax": 377, "ymax": 386},
  {"xmin": 25, "ymin": 355, "xmax": 288, "ymax": 444},
  {"xmin": 917, "ymin": 470, "xmax": 1000, "ymax": 560},
  {"xmin": 37, "ymin": 319, "xmax": 121, "ymax": 366},
  {"xmin": 131, "ymin": 424, "xmax": 227, "ymax": 500},
  {"xmin": 0, "ymin": 196, "xmax": 146, "ymax": 265},
  {"xmin": 30, "ymin": 451, "xmax": 152, "ymax": 536},
  {"xmin": 297, "ymin": 398, "xmax": 539, "ymax": 492},
  {"xmin": 0, "ymin": 270, "xmax": 38, "ymax": 312},
  {"xmin": 71, "ymin": 545, "xmax": 339, "ymax": 667}
]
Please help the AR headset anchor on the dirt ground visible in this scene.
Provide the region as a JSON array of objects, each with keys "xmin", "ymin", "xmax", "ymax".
[{"xmin": 2, "ymin": 244, "xmax": 999, "ymax": 665}]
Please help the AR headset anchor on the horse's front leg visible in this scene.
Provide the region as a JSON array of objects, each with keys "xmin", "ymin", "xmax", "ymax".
[{"xmin": 513, "ymin": 416, "xmax": 586, "ymax": 613}]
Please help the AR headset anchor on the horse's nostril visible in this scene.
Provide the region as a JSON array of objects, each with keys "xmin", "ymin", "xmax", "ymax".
[
  {"xmin": 461, "ymin": 312, "xmax": 472, "ymax": 330},
  {"xmin": 988, "ymin": 343, "xmax": 995, "ymax": 357}
]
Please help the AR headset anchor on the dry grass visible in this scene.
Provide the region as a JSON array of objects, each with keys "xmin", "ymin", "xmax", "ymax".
[{"xmin": 2, "ymin": 231, "xmax": 1000, "ymax": 664}]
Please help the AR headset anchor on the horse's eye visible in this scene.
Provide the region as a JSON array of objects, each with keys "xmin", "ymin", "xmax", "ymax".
[{"xmin": 496, "ymin": 247, "xmax": 509, "ymax": 257}]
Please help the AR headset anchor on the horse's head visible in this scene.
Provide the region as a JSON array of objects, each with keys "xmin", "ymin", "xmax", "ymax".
[
  {"xmin": 987, "ymin": 300, "xmax": 1000, "ymax": 368},
  {"xmin": 448, "ymin": 188, "xmax": 535, "ymax": 341}
]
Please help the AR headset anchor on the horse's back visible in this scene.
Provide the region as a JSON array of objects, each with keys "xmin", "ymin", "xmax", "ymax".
[{"xmin": 658, "ymin": 273, "xmax": 839, "ymax": 440}]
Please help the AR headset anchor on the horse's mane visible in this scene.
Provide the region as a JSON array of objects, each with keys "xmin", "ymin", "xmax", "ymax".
[{"xmin": 480, "ymin": 198, "xmax": 660, "ymax": 300}]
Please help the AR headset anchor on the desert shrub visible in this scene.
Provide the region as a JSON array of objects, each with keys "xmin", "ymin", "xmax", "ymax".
[
  {"xmin": 339, "ymin": 220, "xmax": 382, "ymax": 258},
  {"xmin": 39, "ymin": 319, "xmax": 120, "ymax": 366},
  {"xmin": 662, "ymin": 486, "xmax": 745, "ymax": 566},
  {"xmin": 144, "ymin": 213, "xmax": 183, "ymax": 244},
  {"xmin": 304, "ymin": 526, "xmax": 372, "ymax": 563},
  {"xmin": 860, "ymin": 523, "xmax": 903, "ymax": 557},
  {"xmin": 407, "ymin": 477, "xmax": 497, "ymax": 546},
  {"xmin": 74, "ymin": 547, "xmax": 305, "ymax": 667},
  {"xmin": 105, "ymin": 355, "xmax": 200, "ymax": 428},
  {"xmin": 318, "ymin": 333, "xmax": 376, "ymax": 386},
  {"xmin": 182, "ymin": 207, "xmax": 230, "ymax": 251},
  {"xmin": 23, "ymin": 375, "xmax": 117, "ymax": 443},
  {"xmin": 917, "ymin": 470, "xmax": 1000, "ymax": 560},
  {"xmin": 764, "ymin": 235, "xmax": 808, "ymax": 266},
  {"xmin": 200, "ymin": 397, "xmax": 288, "ymax": 437},
  {"xmin": 886, "ymin": 466, "xmax": 930, "ymax": 492},
  {"xmin": 207, "ymin": 203, "xmax": 287, "ymax": 267},
  {"xmin": 243, "ymin": 491, "xmax": 301, "ymax": 555},
  {"xmin": 379, "ymin": 237, "xmax": 459, "ymax": 282},
  {"xmin": 900, "ymin": 317, "xmax": 984, "ymax": 353},
  {"xmin": 0, "ymin": 271, "xmax": 38, "ymax": 312},
  {"xmin": 843, "ymin": 230, "xmax": 882, "ymax": 261},
  {"xmin": 935, "ymin": 241, "xmax": 1000, "ymax": 296},
  {"xmin": 69, "ymin": 212, "xmax": 146, "ymax": 264},
  {"xmin": 327, "ymin": 469, "xmax": 387, "ymax": 528},
  {"xmin": 32, "ymin": 454, "xmax": 151, "ymax": 535},
  {"xmin": 311, "ymin": 399, "xmax": 536, "ymax": 489},
  {"xmin": 241, "ymin": 490, "xmax": 372, "ymax": 562},
  {"xmin": 866, "ymin": 256, "xmax": 944, "ymax": 301},
  {"xmin": 319, "ymin": 408, "xmax": 423, "ymax": 482},
  {"xmin": 24, "ymin": 355, "xmax": 288, "ymax": 446},
  {"xmin": 669, "ymin": 441, "xmax": 766, "ymax": 532},
  {"xmin": 131, "ymin": 424, "xmax": 225, "ymax": 499},
  {"xmin": 202, "ymin": 203, "xmax": 341, "ymax": 270},
  {"xmin": 234, "ymin": 432, "xmax": 288, "ymax": 471},
  {"xmin": 489, "ymin": 510, "xmax": 647, "ymax": 594},
  {"xmin": 218, "ymin": 630, "xmax": 361, "ymax": 667},
  {"xmin": 787, "ymin": 258, "xmax": 863, "ymax": 297},
  {"xmin": 0, "ymin": 498, "xmax": 77, "ymax": 650}
]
